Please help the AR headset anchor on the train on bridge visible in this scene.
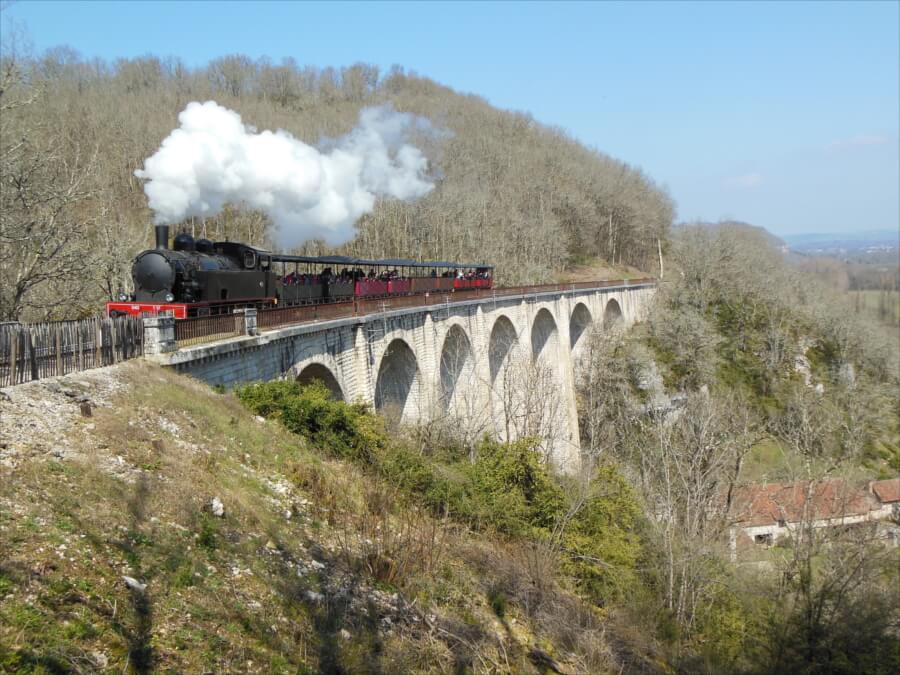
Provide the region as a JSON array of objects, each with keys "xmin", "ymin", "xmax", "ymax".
[{"xmin": 107, "ymin": 225, "xmax": 493, "ymax": 319}]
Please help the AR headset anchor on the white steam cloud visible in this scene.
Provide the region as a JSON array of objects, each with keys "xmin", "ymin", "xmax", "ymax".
[{"xmin": 135, "ymin": 101, "xmax": 435, "ymax": 247}]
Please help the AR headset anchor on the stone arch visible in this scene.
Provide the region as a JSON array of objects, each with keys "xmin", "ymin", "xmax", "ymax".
[
  {"xmin": 524, "ymin": 308, "xmax": 570, "ymax": 462},
  {"xmin": 604, "ymin": 298, "xmax": 623, "ymax": 329},
  {"xmin": 488, "ymin": 315, "xmax": 518, "ymax": 383},
  {"xmin": 296, "ymin": 362, "xmax": 344, "ymax": 401},
  {"xmin": 569, "ymin": 302, "xmax": 593, "ymax": 351},
  {"xmin": 531, "ymin": 308, "xmax": 559, "ymax": 363},
  {"xmin": 439, "ymin": 324, "xmax": 474, "ymax": 410},
  {"xmin": 374, "ymin": 338, "xmax": 420, "ymax": 422},
  {"xmin": 488, "ymin": 315, "xmax": 522, "ymax": 442}
]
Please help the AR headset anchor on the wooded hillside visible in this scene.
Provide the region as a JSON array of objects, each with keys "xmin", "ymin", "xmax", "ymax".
[{"xmin": 1, "ymin": 49, "xmax": 674, "ymax": 321}]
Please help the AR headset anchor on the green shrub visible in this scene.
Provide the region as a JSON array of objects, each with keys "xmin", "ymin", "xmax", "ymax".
[
  {"xmin": 237, "ymin": 381, "xmax": 388, "ymax": 463},
  {"xmin": 375, "ymin": 444, "xmax": 464, "ymax": 514},
  {"xmin": 563, "ymin": 464, "xmax": 643, "ymax": 602},
  {"xmin": 196, "ymin": 513, "xmax": 219, "ymax": 551},
  {"xmin": 236, "ymin": 380, "xmax": 303, "ymax": 418},
  {"xmin": 465, "ymin": 436, "xmax": 566, "ymax": 535}
]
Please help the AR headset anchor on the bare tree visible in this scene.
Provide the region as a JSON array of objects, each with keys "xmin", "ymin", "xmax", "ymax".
[
  {"xmin": 635, "ymin": 391, "xmax": 759, "ymax": 632},
  {"xmin": 0, "ymin": 46, "xmax": 98, "ymax": 320}
]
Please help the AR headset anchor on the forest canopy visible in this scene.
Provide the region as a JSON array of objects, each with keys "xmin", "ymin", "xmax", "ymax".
[{"xmin": 0, "ymin": 48, "xmax": 674, "ymax": 321}]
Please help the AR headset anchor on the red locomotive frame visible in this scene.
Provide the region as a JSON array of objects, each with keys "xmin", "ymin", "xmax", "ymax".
[{"xmin": 106, "ymin": 298, "xmax": 277, "ymax": 319}]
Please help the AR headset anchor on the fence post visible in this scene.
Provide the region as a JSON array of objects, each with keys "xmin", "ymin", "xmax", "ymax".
[
  {"xmin": 27, "ymin": 329, "xmax": 38, "ymax": 382},
  {"xmin": 55, "ymin": 329, "xmax": 62, "ymax": 374},
  {"xmin": 143, "ymin": 316, "xmax": 176, "ymax": 355},
  {"xmin": 242, "ymin": 308, "xmax": 258, "ymax": 336},
  {"xmin": 95, "ymin": 318, "xmax": 103, "ymax": 366},
  {"xmin": 10, "ymin": 332, "xmax": 18, "ymax": 384}
]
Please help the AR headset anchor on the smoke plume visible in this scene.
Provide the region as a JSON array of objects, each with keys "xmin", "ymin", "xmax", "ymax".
[{"xmin": 135, "ymin": 101, "xmax": 435, "ymax": 247}]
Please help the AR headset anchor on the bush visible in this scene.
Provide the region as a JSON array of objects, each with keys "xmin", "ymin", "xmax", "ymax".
[
  {"xmin": 465, "ymin": 437, "xmax": 566, "ymax": 535},
  {"xmin": 237, "ymin": 381, "xmax": 387, "ymax": 463},
  {"xmin": 563, "ymin": 464, "xmax": 643, "ymax": 603}
]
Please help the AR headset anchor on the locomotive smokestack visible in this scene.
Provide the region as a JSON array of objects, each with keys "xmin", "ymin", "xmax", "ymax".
[{"xmin": 155, "ymin": 224, "xmax": 169, "ymax": 250}]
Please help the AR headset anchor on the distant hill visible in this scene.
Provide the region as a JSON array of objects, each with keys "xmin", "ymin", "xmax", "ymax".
[
  {"xmin": 782, "ymin": 229, "xmax": 899, "ymax": 253},
  {"xmin": 675, "ymin": 220, "xmax": 786, "ymax": 248}
]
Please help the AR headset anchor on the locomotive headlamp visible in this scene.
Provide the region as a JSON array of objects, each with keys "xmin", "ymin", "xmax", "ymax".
[{"xmin": 165, "ymin": 293, "xmax": 175, "ymax": 303}]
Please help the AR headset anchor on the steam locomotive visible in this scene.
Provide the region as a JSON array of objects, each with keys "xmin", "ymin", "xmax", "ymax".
[{"xmin": 106, "ymin": 225, "xmax": 493, "ymax": 319}]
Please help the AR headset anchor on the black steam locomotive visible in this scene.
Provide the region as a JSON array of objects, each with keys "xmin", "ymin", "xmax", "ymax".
[{"xmin": 107, "ymin": 225, "xmax": 493, "ymax": 319}]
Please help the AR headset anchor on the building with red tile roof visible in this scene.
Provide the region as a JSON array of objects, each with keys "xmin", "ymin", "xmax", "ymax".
[
  {"xmin": 871, "ymin": 477, "xmax": 900, "ymax": 505},
  {"xmin": 727, "ymin": 477, "xmax": 899, "ymax": 554}
]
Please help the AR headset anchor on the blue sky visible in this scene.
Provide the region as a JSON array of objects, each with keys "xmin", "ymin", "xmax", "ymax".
[{"xmin": 3, "ymin": 0, "xmax": 898, "ymax": 236}]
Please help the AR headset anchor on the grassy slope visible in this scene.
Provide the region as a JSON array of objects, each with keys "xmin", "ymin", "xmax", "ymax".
[
  {"xmin": 554, "ymin": 257, "xmax": 650, "ymax": 283},
  {"xmin": 0, "ymin": 363, "xmax": 641, "ymax": 674}
]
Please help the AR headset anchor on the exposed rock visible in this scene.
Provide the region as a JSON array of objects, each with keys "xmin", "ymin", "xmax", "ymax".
[
  {"xmin": 157, "ymin": 417, "xmax": 181, "ymax": 436},
  {"xmin": 122, "ymin": 576, "xmax": 147, "ymax": 593},
  {"xmin": 794, "ymin": 353, "xmax": 813, "ymax": 386},
  {"xmin": 90, "ymin": 651, "xmax": 109, "ymax": 669},
  {"xmin": 634, "ymin": 356, "xmax": 672, "ymax": 413},
  {"xmin": 839, "ymin": 362, "xmax": 856, "ymax": 386},
  {"xmin": 211, "ymin": 496, "xmax": 225, "ymax": 517},
  {"xmin": 0, "ymin": 366, "xmax": 124, "ymax": 467},
  {"xmin": 305, "ymin": 590, "xmax": 324, "ymax": 603},
  {"xmin": 50, "ymin": 447, "xmax": 67, "ymax": 459},
  {"xmin": 339, "ymin": 628, "xmax": 351, "ymax": 640}
]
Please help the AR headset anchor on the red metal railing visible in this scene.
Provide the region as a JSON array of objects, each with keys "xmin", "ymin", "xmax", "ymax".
[
  {"xmin": 255, "ymin": 277, "xmax": 654, "ymax": 332},
  {"xmin": 256, "ymin": 304, "xmax": 319, "ymax": 330},
  {"xmin": 175, "ymin": 313, "xmax": 243, "ymax": 346},
  {"xmin": 174, "ymin": 277, "xmax": 656, "ymax": 345}
]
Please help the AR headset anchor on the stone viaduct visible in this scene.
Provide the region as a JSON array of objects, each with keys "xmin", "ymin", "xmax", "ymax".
[{"xmin": 147, "ymin": 282, "xmax": 655, "ymax": 471}]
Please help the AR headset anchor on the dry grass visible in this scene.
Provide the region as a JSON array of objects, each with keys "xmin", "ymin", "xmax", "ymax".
[
  {"xmin": 0, "ymin": 361, "xmax": 650, "ymax": 673},
  {"xmin": 555, "ymin": 257, "xmax": 650, "ymax": 284}
]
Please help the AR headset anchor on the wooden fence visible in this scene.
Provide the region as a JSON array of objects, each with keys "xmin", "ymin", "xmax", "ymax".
[{"xmin": 0, "ymin": 315, "xmax": 144, "ymax": 387}]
